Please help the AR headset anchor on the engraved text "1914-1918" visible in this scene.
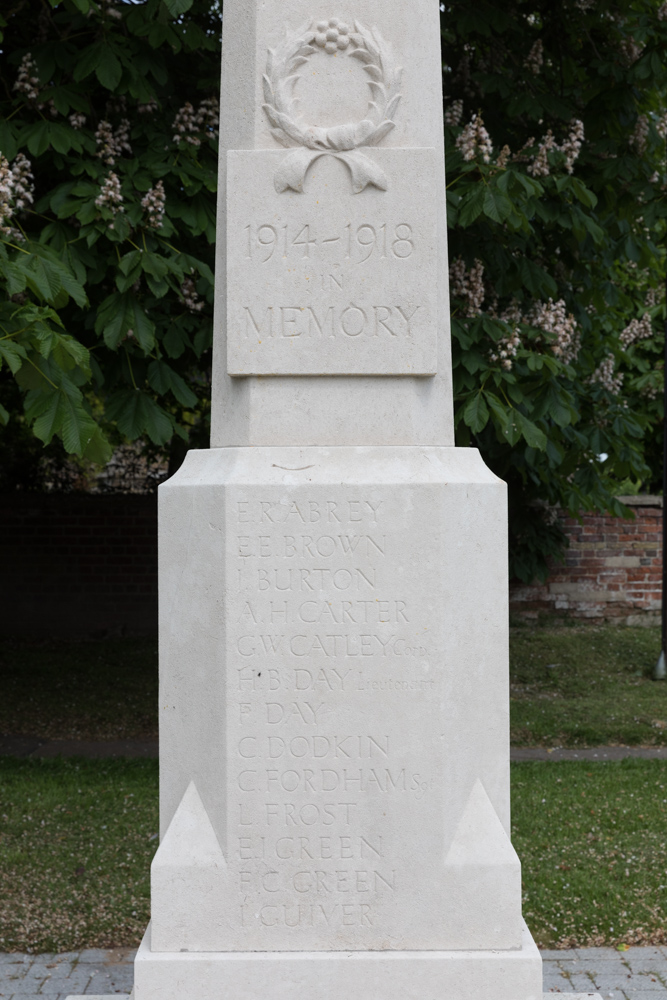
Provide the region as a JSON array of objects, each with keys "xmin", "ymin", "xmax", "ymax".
[{"xmin": 244, "ymin": 222, "xmax": 414, "ymax": 264}]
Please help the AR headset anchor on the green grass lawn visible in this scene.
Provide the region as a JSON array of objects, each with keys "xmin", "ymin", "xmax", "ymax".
[
  {"xmin": 510, "ymin": 624, "xmax": 666, "ymax": 746},
  {"xmin": 513, "ymin": 759, "xmax": 667, "ymax": 949},
  {"xmin": 1, "ymin": 757, "xmax": 666, "ymax": 952},
  {"xmin": 0, "ymin": 757, "xmax": 157, "ymax": 952},
  {"xmin": 1, "ymin": 625, "xmax": 665, "ymax": 746}
]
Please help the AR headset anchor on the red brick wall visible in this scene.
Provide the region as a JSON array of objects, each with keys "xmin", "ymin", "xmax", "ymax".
[
  {"xmin": 510, "ymin": 497, "xmax": 663, "ymax": 624},
  {"xmin": 0, "ymin": 494, "xmax": 157, "ymax": 638}
]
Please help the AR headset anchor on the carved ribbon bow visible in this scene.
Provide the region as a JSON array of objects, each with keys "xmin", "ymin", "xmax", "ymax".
[{"xmin": 273, "ymin": 122, "xmax": 389, "ymax": 195}]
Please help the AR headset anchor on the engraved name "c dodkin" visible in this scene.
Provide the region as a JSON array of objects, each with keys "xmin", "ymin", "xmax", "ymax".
[{"xmin": 243, "ymin": 305, "xmax": 425, "ymax": 340}]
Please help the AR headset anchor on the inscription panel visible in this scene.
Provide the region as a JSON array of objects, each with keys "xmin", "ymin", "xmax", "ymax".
[
  {"xmin": 226, "ymin": 149, "xmax": 438, "ymax": 376},
  {"xmin": 226, "ymin": 486, "xmax": 444, "ymax": 949}
]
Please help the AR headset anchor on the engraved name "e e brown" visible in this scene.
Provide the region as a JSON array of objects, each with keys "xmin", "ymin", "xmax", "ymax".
[{"xmin": 243, "ymin": 304, "xmax": 424, "ymax": 340}]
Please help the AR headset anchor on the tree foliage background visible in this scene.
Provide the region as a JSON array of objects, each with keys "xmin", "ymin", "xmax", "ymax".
[
  {"xmin": 0, "ymin": 0, "xmax": 219, "ymax": 483},
  {"xmin": 0, "ymin": 0, "xmax": 665, "ymax": 581},
  {"xmin": 443, "ymin": 0, "xmax": 667, "ymax": 581}
]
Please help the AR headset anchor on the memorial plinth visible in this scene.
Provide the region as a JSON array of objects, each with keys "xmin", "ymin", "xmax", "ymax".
[
  {"xmin": 134, "ymin": 445, "xmax": 542, "ymax": 1000},
  {"xmin": 85, "ymin": 2, "xmax": 546, "ymax": 998}
]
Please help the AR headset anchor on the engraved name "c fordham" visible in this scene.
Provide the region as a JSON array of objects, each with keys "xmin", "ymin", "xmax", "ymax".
[{"xmin": 243, "ymin": 305, "xmax": 423, "ymax": 339}]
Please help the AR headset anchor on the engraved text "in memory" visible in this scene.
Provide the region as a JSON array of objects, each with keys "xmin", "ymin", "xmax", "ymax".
[{"xmin": 243, "ymin": 305, "xmax": 424, "ymax": 340}]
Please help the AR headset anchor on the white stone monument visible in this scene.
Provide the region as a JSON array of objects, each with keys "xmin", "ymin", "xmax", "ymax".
[{"xmin": 71, "ymin": 2, "xmax": 579, "ymax": 999}]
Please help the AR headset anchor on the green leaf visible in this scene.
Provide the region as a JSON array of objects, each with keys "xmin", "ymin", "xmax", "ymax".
[
  {"xmin": 463, "ymin": 392, "xmax": 490, "ymax": 433},
  {"xmin": 0, "ymin": 340, "xmax": 27, "ymax": 375},
  {"xmin": 141, "ymin": 252, "xmax": 169, "ymax": 279},
  {"xmin": 570, "ymin": 178, "xmax": 597, "ymax": 209},
  {"xmin": 144, "ymin": 273, "xmax": 170, "ymax": 297},
  {"xmin": 147, "ymin": 359, "xmax": 197, "ymax": 407},
  {"xmin": 486, "ymin": 394, "xmax": 511, "ymax": 431},
  {"xmin": 193, "ymin": 321, "xmax": 212, "ymax": 357},
  {"xmin": 3, "ymin": 261, "xmax": 28, "ymax": 296},
  {"xmin": 579, "ymin": 212, "xmax": 605, "ymax": 243},
  {"xmin": 22, "ymin": 122, "xmax": 51, "ymax": 157},
  {"xmin": 60, "ymin": 394, "xmax": 95, "ymax": 454},
  {"xmin": 26, "ymin": 256, "xmax": 62, "ymax": 303},
  {"xmin": 119, "ymin": 250, "xmax": 143, "ymax": 276},
  {"xmin": 483, "ymin": 186, "xmax": 512, "ymax": 223},
  {"xmin": 162, "ymin": 0, "xmax": 194, "ymax": 15},
  {"xmin": 128, "ymin": 299, "xmax": 156, "ymax": 353},
  {"xmin": 458, "ymin": 185, "xmax": 486, "ymax": 228},
  {"xmin": 96, "ymin": 293, "xmax": 125, "ymax": 348},
  {"xmin": 116, "ymin": 251, "xmax": 143, "ymax": 292},
  {"xmin": 451, "ymin": 318, "xmax": 473, "ymax": 350},
  {"xmin": 48, "ymin": 123, "xmax": 82, "ymax": 155},
  {"xmin": 501, "ymin": 414, "xmax": 522, "ymax": 447},
  {"xmin": 23, "ymin": 248, "xmax": 88, "ymax": 308},
  {"xmin": 516, "ymin": 412, "xmax": 547, "ymax": 450},
  {"xmin": 82, "ymin": 425, "xmax": 113, "ymax": 464},
  {"xmin": 72, "ymin": 40, "xmax": 106, "ymax": 83},
  {"xmin": 96, "ymin": 47, "xmax": 123, "ymax": 91},
  {"xmin": 0, "ymin": 120, "xmax": 18, "ymax": 160},
  {"xmin": 106, "ymin": 389, "xmax": 173, "ymax": 444},
  {"xmin": 519, "ymin": 257, "xmax": 557, "ymax": 298},
  {"xmin": 163, "ymin": 325, "xmax": 188, "ymax": 359},
  {"xmin": 96, "ymin": 292, "xmax": 155, "ymax": 352},
  {"xmin": 29, "ymin": 390, "xmax": 62, "ymax": 445}
]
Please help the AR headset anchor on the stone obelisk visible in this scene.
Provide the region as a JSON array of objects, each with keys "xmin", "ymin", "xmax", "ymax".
[{"xmin": 133, "ymin": 2, "xmax": 544, "ymax": 997}]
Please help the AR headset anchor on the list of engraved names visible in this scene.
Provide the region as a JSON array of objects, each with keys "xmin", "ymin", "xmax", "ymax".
[{"xmin": 228, "ymin": 491, "xmax": 439, "ymax": 935}]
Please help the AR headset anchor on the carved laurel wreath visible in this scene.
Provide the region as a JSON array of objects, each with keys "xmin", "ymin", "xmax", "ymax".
[{"xmin": 262, "ymin": 18, "xmax": 403, "ymax": 194}]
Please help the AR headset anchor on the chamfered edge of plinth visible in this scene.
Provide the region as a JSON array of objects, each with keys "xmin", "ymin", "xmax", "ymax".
[{"xmin": 159, "ymin": 445, "xmax": 506, "ymax": 492}]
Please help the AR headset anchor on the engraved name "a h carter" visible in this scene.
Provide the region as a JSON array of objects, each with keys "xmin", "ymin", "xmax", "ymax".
[{"xmin": 243, "ymin": 304, "xmax": 425, "ymax": 340}]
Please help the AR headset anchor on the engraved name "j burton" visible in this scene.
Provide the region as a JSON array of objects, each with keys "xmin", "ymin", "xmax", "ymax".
[{"xmin": 243, "ymin": 305, "xmax": 424, "ymax": 339}]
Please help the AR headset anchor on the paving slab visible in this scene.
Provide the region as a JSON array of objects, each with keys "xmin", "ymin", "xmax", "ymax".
[
  {"xmin": 83, "ymin": 974, "xmax": 121, "ymax": 995},
  {"xmin": 624, "ymin": 950, "xmax": 667, "ymax": 961},
  {"xmin": 2, "ymin": 982, "xmax": 50, "ymax": 995},
  {"xmin": 629, "ymin": 964, "xmax": 667, "ymax": 976},
  {"xmin": 560, "ymin": 974, "xmax": 600, "ymax": 991},
  {"xmin": 576, "ymin": 962, "xmax": 633, "ymax": 974},
  {"xmin": 578, "ymin": 949, "xmax": 638, "ymax": 960}
]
